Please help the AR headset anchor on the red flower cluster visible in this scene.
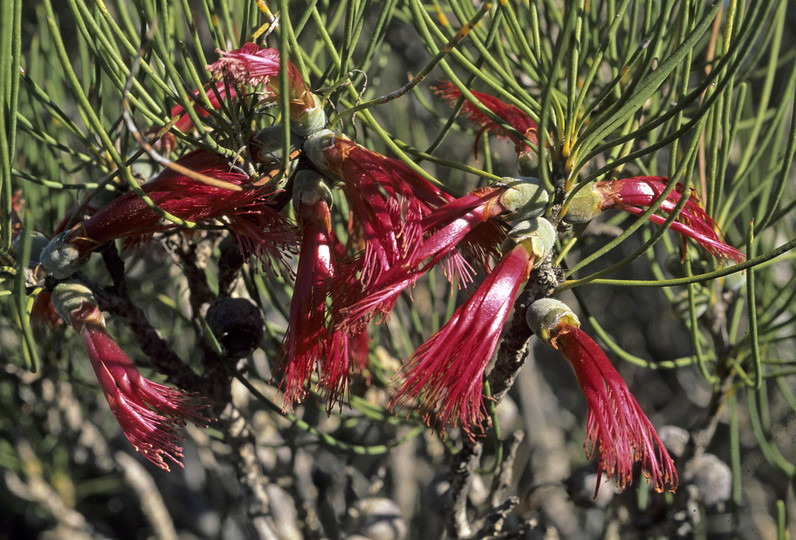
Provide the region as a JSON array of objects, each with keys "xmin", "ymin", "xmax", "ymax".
[
  {"xmin": 36, "ymin": 43, "xmax": 738, "ymax": 489},
  {"xmin": 433, "ymin": 81, "xmax": 538, "ymax": 164},
  {"xmin": 565, "ymin": 177, "xmax": 745, "ymax": 262},
  {"xmin": 393, "ymin": 219, "xmax": 555, "ymax": 434}
]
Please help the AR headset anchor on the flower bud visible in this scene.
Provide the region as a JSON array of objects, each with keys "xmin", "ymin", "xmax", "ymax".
[
  {"xmin": 292, "ymin": 169, "xmax": 334, "ymax": 210},
  {"xmin": 250, "ymin": 126, "xmax": 299, "ymax": 167},
  {"xmin": 563, "ymin": 185, "xmax": 603, "ymax": 224},
  {"xmin": 302, "ymin": 129, "xmax": 340, "ymax": 179},
  {"xmin": 51, "ymin": 281, "xmax": 98, "ymax": 323},
  {"xmin": 12, "ymin": 231, "xmax": 50, "ymax": 264},
  {"xmin": 497, "ymin": 176, "xmax": 549, "ymax": 221},
  {"xmin": 289, "ymin": 92, "xmax": 327, "ymax": 137},
  {"xmin": 504, "ymin": 217, "xmax": 556, "ymax": 260},
  {"xmin": 526, "ymin": 297, "xmax": 580, "ymax": 348},
  {"xmin": 39, "ymin": 232, "xmax": 86, "ymax": 279},
  {"xmin": 517, "ymin": 149, "xmax": 539, "ymax": 177}
]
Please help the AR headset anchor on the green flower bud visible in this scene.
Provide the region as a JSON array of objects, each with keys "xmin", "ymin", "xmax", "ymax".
[
  {"xmin": 40, "ymin": 232, "xmax": 86, "ymax": 280},
  {"xmin": 51, "ymin": 281, "xmax": 97, "ymax": 323},
  {"xmin": 290, "ymin": 93, "xmax": 327, "ymax": 137},
  {"xmin": 563, "ymin": 185, "xmax": 603, "ymax": 224},
  {"xmin": 13, "ymin": 231, "xmax": 51, "ymax": 267},
  {"xmin": 250, "ymin": 126, "xmax": 299, "ymax": 167},
  {"xmin": 526, "ymin": 297, "xmax": 580, "ymax": 348},
  {"xmin": 497, "ymin": 176, "xmax": 549, "ymax": 221},
  {"xmin": 303, "ymin": 129, "xmax": 340, "ymax": 179},
  {"xmin": 517, "ymin": 149, "xmax": 539, "ymax": 177},
  {"xmin": 292, "ymin": 169, "xmax": 334, "ymax": 210},
  {"xmin": 505, "ymin": 217, "xmax": 556, "ymax": 260}
]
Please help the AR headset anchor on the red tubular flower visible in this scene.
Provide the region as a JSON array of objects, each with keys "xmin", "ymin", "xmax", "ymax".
[
  {"xmin": 336, "ymin": 187, "xmax": 508, "ymax": 331},
  {"xmin": 171, "ymin": 81, "xmax": 237, "ymax": 132},
  {"xmin": 275, "ymin": 171, "xmax": 364, "ymax": 412},
  {"xmin": 527, "ymin": 298, "xmax": 678, "ymax": 495},
  {"xmin": 565, "ymin": 177, "xmax": 744, "ymax": 262},
  {"xmin": 41, "ymin": 149, "xmax": 297, "ymax": 279},
  {"xmin": 208, "ymin": 43, "xmax": 324, "ymax": 136},
  {"xmin": 305, "ymin": 130, "xmax": 456, "ymax": 292},
  {"xmin": 433, "ymin": 81, "xmax": 538, "ymax": 161},
  {"xmin": 391, "ymin": 218, "xmax": 556, "ymax": 435},
  {"xmin": 51, "ymin": 283, "xmax": 209, "ymax": 471},
  {"xmin": 336, "ymin": 177, "xmax": 549, "ymax": 331}
]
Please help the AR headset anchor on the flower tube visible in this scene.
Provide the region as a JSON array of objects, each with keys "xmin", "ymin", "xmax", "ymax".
[
  {"xmin": 40, "ymin": 149, "xmax": 297, "ymax": 279},
  {"xmin": 433, "ymin": 81, "xmax": 538, "ymax": 173},
  {"xmin": 51, "ymin": 282, "xmax": 209, "ymax": 471},
  {"xmin": 564, "ymin": 177, "xmax": 744, "ymax": 262},
  {"xmin": 526, "ymin": 298, "xmax": 678, "ymax": 495},
  {"xmin": 276, "ymin": 171, "xmax": 356, "ymax": 411},
  {"xmin": 391, "ymin": 218, "xmax": 556, "ymax": 435}
]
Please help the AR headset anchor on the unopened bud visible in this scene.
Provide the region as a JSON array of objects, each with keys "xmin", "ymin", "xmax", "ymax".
[
  {"xmin": 526, "ymin": 297, "xmax": 580, "ymax": 348},
  {"xmin": 505, "ymin": 217, "xmax": 556, "ymax": 260},
  {"xmin": 292, "ymin": 169, "xmax": 333, "ymax": 210},
  {"xmin": 303, "ymin": 129, "xmax": 340, "ymax": 179},
  {"xmin": 497, "ymin": 177, "xmax": 549, "ymax": 221},
  {"xmin": 51, "ymin": 281, "xmax": 98, "ymax": 323},
  {"xmin": 517, "ymin": 149, "xmax": 539, "ymax": 177},
  {"xmin": 40, "ymin": 232, "xmax": 86, "ymax": 279},
  {"xmin": 290, "ymin": 92, "xmax": 327, "ymax": 137},
  {"xmin": 250, "ymin": 126, "xmax": 298, "ymax": 167},
  {"xmin": 13, "ymin": 231, "xmax": 51, "ymax": 266},
  {"xmin": 563, "ymin": 185, "xmax": 603, "ymax": 224}
]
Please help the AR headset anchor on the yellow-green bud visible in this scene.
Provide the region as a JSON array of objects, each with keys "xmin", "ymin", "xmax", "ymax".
[
  {"xmin": 292, "ymin": 169, "xmax": 334, "ymax": 210},
  {"xmin": 290, "ymin": 93, "xmax": 327, "ymax": 137},
  {"xmin": 526, "ymin": 298, "xmax": 580, "ymax": 348},
  {"xmin": 517, "ymin": 149, "xmax": 539, "ymax": 177},
  {"xmin": 497, "ymin": 177, "xmax": 549, "ymax": 221},
  {"xmin": 51, "ymin": 281, "xmax": 97, "ymax": 323},
  {"xmin": 563, "ymin": 186, "xmax": 603, "ymax": 224},
  {"xmin": 40, "ymin": 232, "xmax": 86, "ymax": 280},
  {"xmin": 251, "ymin": 126, "xmax": 298, "ymax": 167},
  {"xmin": 504, "ymin": 217, "xmax": 556, "ymax": 260},
  {"xmin": 303, "ymin": 129, "xmax": 340, "ymax": 180}
]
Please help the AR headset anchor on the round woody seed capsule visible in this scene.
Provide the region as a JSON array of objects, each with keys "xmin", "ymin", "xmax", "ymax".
[{"xmin": 205, "ymin": 297, "xmax": 265, "ymax": 359}]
